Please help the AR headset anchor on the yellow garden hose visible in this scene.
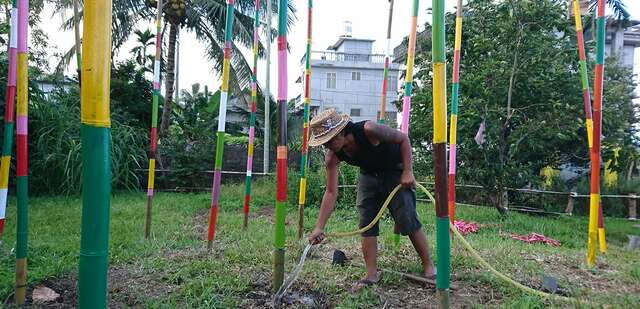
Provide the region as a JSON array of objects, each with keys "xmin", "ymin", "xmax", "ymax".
[{"xmin": 325, "ymin": 183, "xmax": 580, "ymax": 304}]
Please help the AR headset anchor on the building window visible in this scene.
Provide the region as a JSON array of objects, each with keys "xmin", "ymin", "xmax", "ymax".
[
  {"xmin": 326, "ymin": 72, "xmax": 336, "ymax": 89},
  {"xmin": 351, "ymin": 71, "xmax": 361, "ymax": 81},
  {"xmin": 350, "ymin": 108, "xmax": 361, "ymax": 117},
  {"xmin": 388, "ymin": 76, "xmax": 398, "ymax": 91}
]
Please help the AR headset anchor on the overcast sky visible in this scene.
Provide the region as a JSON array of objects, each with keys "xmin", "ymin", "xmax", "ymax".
[{"xmin": 44, "ymin": 0, "xmax": 640, "ymax": 101}]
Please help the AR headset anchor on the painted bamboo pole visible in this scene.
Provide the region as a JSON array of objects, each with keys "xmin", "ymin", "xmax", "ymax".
[
  {"xmin": 399, "ymin": 0, "xmax": 418, "ymax": 134},
  {"xmin": 144, "ymin": 0, "xmax": 163, "ymax": 239},
  {"xmin": 587, "ymin": 0, "xmax": 605, "ymax": 267},
  {"xmin": 378, "ymin": 0, "xmax": 394, "ymax": 124},
  {"xmin": 263, "ymin": 0, "xmax": 272, "ymax": 175},
  {"xmin": 572, "ymin": 0, "xmax": 606, "ymax": 255},
  {"xmin": 0, "ymin": 0, "xmax": 18, "ymax": 250},
  {"xmin": 14, "ymin": 0, "xmax": 28, "ymax": 304},
  {"xmin": 273, "ymin": 0, "xmax": 288, "ymax": 292},
  {"xmin": 78, "ymin": 0, "xmax": 113, "ymax": 307},
  {"xmin": 207, "ymin": 0, "xmax": 235, "ymax": 249},
  {"xmin": 296, "ymin": 0, "xmax": 312, "ymax": 240},
  {"xmin": 243, "ymin": 0, "xmax": 260, "ymax": 230},
  {"xmin": 394, "ymin": 0, "xmax": 420, "ymax": 248},
  {"xmin": 433, "ymin": 0, "xmax": 450, "ymax": 306},
  {"xmin": 448, "ymin": 0, "xmax": 463, "ymax": 225}
]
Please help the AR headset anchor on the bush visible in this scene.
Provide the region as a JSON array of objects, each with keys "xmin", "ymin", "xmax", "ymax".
[{"xmin": 29, "ymin": 86, "xmax": 147, "ymax": 195}]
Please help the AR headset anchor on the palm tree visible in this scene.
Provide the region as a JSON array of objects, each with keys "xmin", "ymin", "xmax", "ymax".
[
  {"xmin": 130, "ymin": 29, "xmax": 155, "ymax": 68},
  {"xmin": 589, "ymin": 0, "xmax": 630, "ymax": 21},
  {"xmin": 53, "ymin": 0, "xmax": 296, "ymax": 137}
]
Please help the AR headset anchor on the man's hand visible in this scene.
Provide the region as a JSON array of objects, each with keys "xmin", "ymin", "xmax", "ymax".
[
  {"xmin": 400, "ymin": 169, "xmax": 416, "ymax": 188},
  {"xmin": 308, "ymin": 227, "xmax": 326, "ymax": 245}
]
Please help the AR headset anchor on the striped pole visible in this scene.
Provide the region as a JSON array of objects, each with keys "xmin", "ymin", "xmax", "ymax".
[
  {"xmin": 572, "ymin": 0, "xmax": 606, "ymax": 255},
  {"xmin": 78, "ymin": 1, "xmax": 112, "ymax": 307},
  {"xmin": 14, "ymin": 0, "xmax": 28, "ymax": 304},
  {"xmin": 448, "ymin": 0, "xmax": 463, "ymax": 225},
  {"xmin": 273, "ymin": 0, "xmax": 288, "ymax": 292},
  {"xmin": 394, "ymin": 0, "xmax": 419, "ymax": 247},
  {"xmin": 144, "ymin": 0, "xmax": 163, "ymax": 239},
  {"xmin": 207, "ymin": 0, "xmax": 235, "ymax": 249},
  {"xmin": 378, "ymin": 0, "xmax": 394, "ymax": 124},
  {"xmin": 243, "ymin": 0, "xmax": 260, "ymax": 230},
  {"xmin": 296, "ymin": 0, "xmax": 312, "ymax": 240},
  {"xmin": 400, "ymin": 0, "xmax": 418, "ymax": 134},
  {"xmin": 587, "ymin": 0, "xmax": 605, "ymax": 266},
  {"xmin": 433, "ymin": 0, "xmax": 450, "ymax": 307},
  {"xmin": 0, "ymin": 0, "xmax": 18, "ymax": 249}
]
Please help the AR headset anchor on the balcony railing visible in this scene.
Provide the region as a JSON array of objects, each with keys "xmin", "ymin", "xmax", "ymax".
[{"xmin": 301, "ymin": 51, "xmax": 388, "ymax": 64}]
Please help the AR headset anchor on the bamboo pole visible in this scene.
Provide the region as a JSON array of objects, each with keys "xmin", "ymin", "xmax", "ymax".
[
  {"xmin": 394, "ymin": 0, "xmax": 420, "ymax": 248},
  {"xmin": 587, "ymin": 0, "xmax": 605, "ymax": 266},
  {"xmin": 378, "ymin": 0, "xmax": 394, "ymax": 124},
  {"xmin": 448, "ymin": 0, "xmax": 463, "ymax": 225},
  {"xmin": 243, "ymin": 0, "xmax": 261, "ymax": 229},
  {"xmin": 273, "ymin": 0, "xmax": 288, "ymax": 292},
  {"xmin": 145, "ymin": 0, "xmax": 163, "ymax": 239},
  {"xmin": 0, "ymin": 0, "xmax": 18, "ymax": 250},
  {"xmin": 78, "ymin": 0, "xmax": 113, "ymax": 307},
  {"xmin": 296, "ymin": 0, "xmax": 312, "ymax": 240},
  {"xmin": 572, "ymin": 0, "xmax": 606, "ymax": 255},
  {"xmin": 263, "ymin": 0, "xmax": 272, "ymax": 174},
  {"xmin": 432, "ymin": 0, "xmax": 450, "ymax": 307},
  {"xmin": 14, "ymin": 0, "xmax": 28, "ymax": 304},
  {"xmin": 207, "ymin": 0, "xmax": 236, "ymax": 249}
]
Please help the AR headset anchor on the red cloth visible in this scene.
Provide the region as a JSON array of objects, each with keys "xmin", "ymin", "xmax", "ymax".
[
  {"xmin": 509, "ymin": 233, "xmax": 561, "ymax": 247},
  {"xmin": 454, "ymin": 220, "xmax": 478, "ymax": 236}
]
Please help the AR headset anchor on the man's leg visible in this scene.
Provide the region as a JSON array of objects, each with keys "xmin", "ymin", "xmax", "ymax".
[
  {"xmin": 361, "ymin": 236, "xmax": 379, "ymax": 281},
  {"xmin": 409, "ymin": 228, "xmax": 435, "ymax": 277}
]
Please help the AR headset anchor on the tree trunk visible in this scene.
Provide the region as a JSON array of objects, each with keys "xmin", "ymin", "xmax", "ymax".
[{"xmin": 159, "ymin": 23, "xmax": 178, "ymax": 137}]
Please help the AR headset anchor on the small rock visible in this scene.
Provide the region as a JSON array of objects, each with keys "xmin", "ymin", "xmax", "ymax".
[
  {"xmin": 32, "ymin": 286, "xmax": 60, "ymax": 303},
  {"xmin": 542, "ymin": 276, "xmax": 558, "ymax": 293},
  {"xmin": 627, "ymin": 235, "xmax": 640, "ymax": 250}
]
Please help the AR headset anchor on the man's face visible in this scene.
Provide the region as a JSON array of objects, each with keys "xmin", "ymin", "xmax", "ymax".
[{"xmin": 324, "ymin": 132, "xmax": 345, "ymax": 152}]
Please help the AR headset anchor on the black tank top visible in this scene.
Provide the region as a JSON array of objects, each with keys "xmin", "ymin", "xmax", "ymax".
[{"xmin": 335, "ymin": 121, "xmax": 403, "ymax": 174}]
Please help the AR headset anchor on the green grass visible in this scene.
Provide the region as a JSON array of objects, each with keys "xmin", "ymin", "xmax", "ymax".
[{"xmin": 0, "ymin": 178, "xmax": 638, "ymax": 308}]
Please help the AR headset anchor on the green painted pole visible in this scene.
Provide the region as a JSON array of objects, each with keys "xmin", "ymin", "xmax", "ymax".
[
  {"xmin": 207, "ymin": 0, "xmax": 236, "ymax": 248},
  {"xmin": 78, "ymin": 1, "xmax": 112, "ymax": 307},
  {"xmin": 273, "ymin": 0, "xmax": 288, "ymax": 292},
  {"xmin": 432, "ymin": 0, "xmax": 450, "ymax": 307}
]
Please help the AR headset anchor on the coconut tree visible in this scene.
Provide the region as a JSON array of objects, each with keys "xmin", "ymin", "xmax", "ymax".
[
  {"xmin": 130, "ymin": 29, "xmax": 155, "ymax": 68},
  {"xmin": 53, "ymin": 0, "xmax": 296, "ymax": 137}
]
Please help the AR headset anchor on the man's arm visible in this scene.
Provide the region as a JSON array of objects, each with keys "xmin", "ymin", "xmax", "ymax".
[
  {"xmin": 363, "ymin": 121, "xmax": 415, "ymax": 187},
  {"xmin": 308, "ymin": 150, "xmax": 340, "ymax": 244}
]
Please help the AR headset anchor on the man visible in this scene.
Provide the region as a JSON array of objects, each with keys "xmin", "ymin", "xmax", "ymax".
[{"xmin": 307, "ymin": 108, "xmax": 435, "ymax": 292}]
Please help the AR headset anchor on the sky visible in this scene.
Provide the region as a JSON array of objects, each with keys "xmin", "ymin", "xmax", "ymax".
[{"xmin": 43, "ymin": 0, "xmax": 640, "ymax": 101}]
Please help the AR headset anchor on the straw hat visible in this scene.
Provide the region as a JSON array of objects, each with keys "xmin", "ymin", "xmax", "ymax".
[{"xmin": 308, "ymin": 108, "xmax": 350, "ymax": 147}]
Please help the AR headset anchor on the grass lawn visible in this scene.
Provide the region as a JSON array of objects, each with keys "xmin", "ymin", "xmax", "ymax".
[{"xmin": 0, "ymin": 178, "xmax": 638, "ymax": 308}]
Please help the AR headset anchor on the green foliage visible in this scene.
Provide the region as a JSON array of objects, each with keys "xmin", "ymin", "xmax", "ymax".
[
  {"xmin": 29, "ymin": 85, "xmax": 147, "ymax": 195},
  {"xmin": 408, "ymin": 0, "xmax": 638, "ymax": 209}
]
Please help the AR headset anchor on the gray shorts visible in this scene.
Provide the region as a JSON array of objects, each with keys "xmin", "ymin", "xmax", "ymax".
[{"xmin": 356, "ymin": 170, "xmax": 422, "ymax": 237}]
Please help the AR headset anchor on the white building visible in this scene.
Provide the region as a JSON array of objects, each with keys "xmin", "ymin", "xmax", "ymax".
[{"xmin": 297, "ymin": 32, "xmax": 402, "ymax": 126}]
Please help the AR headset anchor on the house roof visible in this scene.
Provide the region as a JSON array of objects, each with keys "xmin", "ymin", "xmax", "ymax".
[{"xmin": 327, "ymin": 37, "xmax": 375, "ymax": 51}]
